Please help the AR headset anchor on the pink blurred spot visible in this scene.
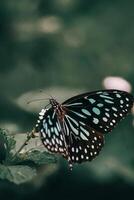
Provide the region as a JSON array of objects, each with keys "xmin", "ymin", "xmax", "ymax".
[{"xmin": 103, "ymin": 76, "xmax": 132, "ymax": 92}]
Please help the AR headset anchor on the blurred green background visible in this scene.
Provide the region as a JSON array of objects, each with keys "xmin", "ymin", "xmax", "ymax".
[{"xmin": 0, "ymin": 0, "xmax": 134, "ymax": 199}]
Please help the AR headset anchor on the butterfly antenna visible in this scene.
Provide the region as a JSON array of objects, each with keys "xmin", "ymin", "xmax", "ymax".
[
  {"xmin": 27, "ymin": 98, "xmax": 50, "ymax": 105},
  {"xmin": 39, "ymin": 89, "xmax": 54, "ymax": 99}
]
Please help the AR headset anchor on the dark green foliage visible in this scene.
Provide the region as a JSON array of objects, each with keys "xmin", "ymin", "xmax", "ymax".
[
  {"xmin": 24, "ymin": 150, "xmax": 57, "ymax": 166},
  {"xmin": 0, "ymin": 129, "xmax": 16, "ymax": 163},
  {"xmin": 0, "ymin": 129, "xmax": 57, "ymax": 184}
]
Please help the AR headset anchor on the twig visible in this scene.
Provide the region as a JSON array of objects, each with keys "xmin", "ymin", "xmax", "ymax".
[{"xmin": 13, "ymin": 128, "xmax": 36, "ymax": 158}]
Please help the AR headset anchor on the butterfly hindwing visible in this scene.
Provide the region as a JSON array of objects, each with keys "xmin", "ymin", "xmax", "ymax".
[
  {"xmin": 63, "ymin": 90, "xmax": 133, "ymax": 133},
  {"xmin": 63, "ymin": 118, "xmax": 104, "ymax": 163}
]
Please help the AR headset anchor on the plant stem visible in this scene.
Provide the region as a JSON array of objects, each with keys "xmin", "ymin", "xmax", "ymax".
[{"xmin": 13, "ymin": 128, "xmax": 36, "ymax": 158}]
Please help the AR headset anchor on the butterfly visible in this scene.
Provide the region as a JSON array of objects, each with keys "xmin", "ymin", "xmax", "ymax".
[{"xmin": 35, "ymin": 90, "xmax": 134, "ymax": 169}]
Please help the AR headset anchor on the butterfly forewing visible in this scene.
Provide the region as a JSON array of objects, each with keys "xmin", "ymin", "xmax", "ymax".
[{"xmin": 63, "ymin": 90, "xmax": 133, "ymax": 133}]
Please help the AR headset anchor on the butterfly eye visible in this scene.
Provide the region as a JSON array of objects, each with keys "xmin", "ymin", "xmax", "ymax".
[{"xmin": 36, "ymin": 90, "xmax": 134, "ymax": 169}]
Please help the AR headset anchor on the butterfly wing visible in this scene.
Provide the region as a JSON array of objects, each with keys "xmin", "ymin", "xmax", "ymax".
[
  {"xmin": 63, "ymin": 115, "xmax": 104, "ymax": 163},
  {"xmin": 36, "ymin": 107, "xmax": 104, "ymax": 164},
  {"xmin": 36, "ymin": 89, "xmax": 134, "ymax": 166},
  {"xmin": 63, "ymin": 90, "xmax": 134, "ymax": 133},
  {"xmin": 35, "ymin": 108, "xmax": 68, "ymax": 158}
]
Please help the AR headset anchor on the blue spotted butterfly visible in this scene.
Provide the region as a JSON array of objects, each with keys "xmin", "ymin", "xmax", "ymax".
[{"xmin": 35, "ymin": 90, "xmax": 134, "ymax": 169}]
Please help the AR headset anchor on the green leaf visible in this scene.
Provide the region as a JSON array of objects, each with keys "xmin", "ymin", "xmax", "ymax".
[
  {"xmin": 0, "ymin": 164, "xmax": 36, "ymax": 184},
  {"xmin": 22, "ymin": 150, "xmax": 57, "ymax": 166},
  {"xmin": 0, "ymin": 129, "xmax": 58, "ymax": 184},
  {"xmin": 0, "ymin": 128, "xmax": 16, "ymax": 163}
]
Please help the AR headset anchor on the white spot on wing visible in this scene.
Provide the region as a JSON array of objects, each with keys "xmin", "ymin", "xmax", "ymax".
[
  {"xmin": 88, "ymin": 98, "xmax": 96, "ymax": 104},
  {"xmin": 80, "ymin": 132, "xmax": 88, "ymax": 141},
  {"xmin": 71, "ymin": 110, "xmax": 86, "ymax": 118},
  {"xmin": 82, "ymin": 109, "xmax": 91, "ymax": 116},
  {"xmin": 80, "ymin": 126, "xmax": 90, "ymax": 136},
  {"xmin": 66, "ymin": 115, "xmax": 79, "ymax": 126},
  {"xmin": 105, "ymin": 99, "xmax": 114, "ymax": 104},
  {"xmin": 39, "ymin": 116, "xmax": 43, "ymax": 120},
  {"xmin": 92, "ymin": 107, "xmax": 100, "ymax": 115},
  {"xmin": 100, "ymin": 95, "xmax": 113, "ymax": 100},
  {"xmin": 54, "ymin": 127, "xmax": 59, "ymax": 136},
  {"xmin": 93, "ymin": 118, "xmax": 99, "ymax": 124},
  {"xmin": 103, "ymin": 117, "xmax": 108, "ymax": 122},
  {"xmin": 66, "ymin": 118, "xmax": 78, "ymax": 135},
  {"xmin": 66, "ymin": 102, "xmax": 83, "ymax": 106}
]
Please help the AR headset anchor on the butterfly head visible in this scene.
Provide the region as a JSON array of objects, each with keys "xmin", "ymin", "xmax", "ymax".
[{"xmin": 49, "ymin": 98, "xmax": 59, "ymax": 109}]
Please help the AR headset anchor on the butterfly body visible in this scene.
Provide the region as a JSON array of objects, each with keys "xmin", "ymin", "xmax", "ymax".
[
  {"xmin": 35, "ymin": 90, "xmax": 134, "ymax": 169},
  {"xmin": 50, "ymin": 99, "xmax": 67, "ymax": 122}
]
